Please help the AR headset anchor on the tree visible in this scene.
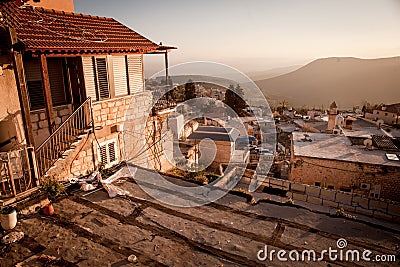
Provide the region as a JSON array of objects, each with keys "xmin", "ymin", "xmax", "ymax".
[
  {"xmin": 276, "ymin": 100, "xmax": 289, "ymax": 114},
  {"xmin": 184, "ymin": 79, "xmax": 196, "ymax": 101},
  {"xmin": 361, "ymin": 105, "xmax": 367, "ymax": 117},
  {"xmin": 224, "ymin": 84, "xmax": 248, "ymax": 116}
]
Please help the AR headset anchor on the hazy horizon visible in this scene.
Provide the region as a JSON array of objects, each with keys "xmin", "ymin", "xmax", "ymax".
[{"xmin": 74, "ymin": 0, "xmax": 400, "ymax": 76}]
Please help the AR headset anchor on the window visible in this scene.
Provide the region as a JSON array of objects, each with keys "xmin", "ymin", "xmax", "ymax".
[
  {"xmin": 360, "ymin": 183, "xmax": 371, "ymax": 190},
  {"xmin": 82, "ymin": 55, "xmax": 143, "ymax": 101},
  {"xmin": 98, "ymin": 139, "xmax": 118, "ymax": 168},
  {"xmin": 113, "ymin": 56, "xmax": 129, "ymax": 96},
  {"xmin": 327, "ymin": 185, "xmax": 334, "ymax": 190},
  {"xmin": 82, "ymin": 56, "xmax": 110, "ymax": 101},
  {"xmin": 314, "ymin": 182, "xmax": 321, "ymax": 187},
  {"xmin": 385, "ymin": 112, "xmax": 388, "ymax": 116},
  {"xmin": 24, "ymin": 58, "xmax": 70, "ymax": 110},
  {"xmin": 95, "ymin": 58, "xmax": 110, "ymax": 99},
  {"xmin": 127, "ymin": 55, "xmax": 144, "ymax": 94},
  {"xmin": 376, "ymin": 111, "xmax": 379, "ymax": 114}
]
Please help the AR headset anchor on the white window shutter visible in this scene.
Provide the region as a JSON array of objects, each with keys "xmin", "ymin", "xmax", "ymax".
[
  {"xmin": 127, "ymin": 54, "xmax": 143, "ymax": 94},
  {"xmin": 95, "ymin": 57, "xmax": 110, "ymax": 99},
  {"xmin": 82, "ymin": 56, "xmax": 97, "ymax": 100},
  {"xmin": 113, "ymin": 56, "xmax": 128, "ymax": 96}
]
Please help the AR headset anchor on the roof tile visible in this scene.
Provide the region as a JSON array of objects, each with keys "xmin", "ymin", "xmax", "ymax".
[{"xmin": 0, "ymin": 1, "xmax": 159, "ymax": 54}]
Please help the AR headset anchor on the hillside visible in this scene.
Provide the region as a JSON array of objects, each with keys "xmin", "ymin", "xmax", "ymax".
[
  {"xmin": 255, "ymin": 57, "xmax": 400, "ymax": 108},
  {"xmin": 246, "ymin": 65, "xmax": 302, "ymax": 81}
]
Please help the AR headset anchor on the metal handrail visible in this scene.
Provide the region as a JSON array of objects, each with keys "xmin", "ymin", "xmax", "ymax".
[{"xmin": 35, "ymin": 97, "xmax": 93, "ymax": 177}]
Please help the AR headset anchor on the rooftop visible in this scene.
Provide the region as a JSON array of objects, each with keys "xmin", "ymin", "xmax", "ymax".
[
  {"xmin": 0, "ymin": 1, "xmax": 159, "ymax": 54},
  {"xmin": 375, "ymin": 103, "xmax": 400, "ymax": 114},
  {"xmin": 187, "ymin": 126, "xmax": 239, "ymax": 142},
  {"xmin": 292, "ymin": 132, "xmax": 400, "ymax": 167}
]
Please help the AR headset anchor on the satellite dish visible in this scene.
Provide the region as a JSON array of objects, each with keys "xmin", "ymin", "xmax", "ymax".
[
  {"xmin": 364, "ymin": 139, "xmax": 373, "ymax": 148},
  {"xmin": 377, "ymin": 119, "xmax": 384, "ymax": 128}
]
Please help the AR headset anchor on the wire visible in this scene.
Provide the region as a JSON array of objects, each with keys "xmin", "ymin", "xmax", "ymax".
[{"xmin": 28, "ymin": 6, "xmax": 108, "ymax": 43}]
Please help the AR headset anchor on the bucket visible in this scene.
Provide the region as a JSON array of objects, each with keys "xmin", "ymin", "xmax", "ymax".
[{"xmin": 1, "ymin": 208, "xmax": 17, "ymax": 230}]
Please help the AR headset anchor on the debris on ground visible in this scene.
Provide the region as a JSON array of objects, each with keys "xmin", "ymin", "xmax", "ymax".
[
  {"xmin": 70, "ymin": 166, "xmax": 137, "ymax": 198},
  {"xmin": 38, "ymin": 254, "xmax": 72, "ymax": 266},
  {"xmin": 100, "ymin": 167, "xmax": 136, "ymax": 198},
  {"xmin": 1, "ymin": 231, "xmax": 24, "ymax": 245},
  {"xmin": 127, "ymin": 254, "xmax": 138, "ymax": 263}
]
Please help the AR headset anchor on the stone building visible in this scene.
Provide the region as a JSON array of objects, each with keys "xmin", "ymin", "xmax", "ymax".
[
  {"xmin": 290, "ymin": 132, "xmax": 400, "ymax": 201},
  {"xmin": 0, "ymin": 0, "xmax": 174, "ymax": 200},
  {"xmin": 366, "ymin": 103, "xmax": 400, "ymax": 125}
]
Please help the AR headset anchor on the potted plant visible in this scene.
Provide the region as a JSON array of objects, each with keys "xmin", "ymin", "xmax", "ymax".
[
  {"xmin": 40, "ymin": 176, "xmax": 66, "ymax": 215},
  {"xmin": 1, "ymin": 206, "xmax": 17, "ymax": 230}
]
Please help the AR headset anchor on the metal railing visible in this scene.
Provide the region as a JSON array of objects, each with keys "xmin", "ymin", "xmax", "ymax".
[{"xmin": 35, "ymin": 97, "xmax": 93, "ymax": 178}]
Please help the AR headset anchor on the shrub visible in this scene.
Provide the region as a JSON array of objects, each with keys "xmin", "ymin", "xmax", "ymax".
[
  {"xmin": 40, "ymin": 176, "xmax": 65, "ymax": 200},
  {"xmin": 335, "ymin": 208, "xmax": 357, "ymax": 220},
  {"xmin": 231, "ymin": 188, "xmax": 256, "ymax": 204},
  {"xmin": 285, "ymin": 197, "xmax": 295, "ymax": 205}
]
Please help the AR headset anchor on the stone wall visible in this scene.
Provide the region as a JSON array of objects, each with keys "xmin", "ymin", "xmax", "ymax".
[
  {"xmin": 0, "ymin": 54, "xmax": 25, "ymax": 149},
  {"xmin": 31, "ymin": 105, "xmax": 72, "ymax": 145},
  {"xmin": 240, "ymin": 170, "xmax": 400, "ymax": 223},
  {"xmin": 290, "ymin": 156, "xmax": 400, "ymax": 202},
  {"xmin": 49, "ymin": 92, "xmax": 174, "ymax": 179}
]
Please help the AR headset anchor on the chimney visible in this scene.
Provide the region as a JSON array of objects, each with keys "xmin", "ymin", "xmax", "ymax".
[{"xmin": 25, "ymin": 0, "xmax": 75, "ymax": 12}]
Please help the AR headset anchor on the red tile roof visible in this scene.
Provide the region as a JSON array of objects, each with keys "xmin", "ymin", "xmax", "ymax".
[{"xmin": 0, "ymin": 1, "xmax": 159, "ymax": 54}]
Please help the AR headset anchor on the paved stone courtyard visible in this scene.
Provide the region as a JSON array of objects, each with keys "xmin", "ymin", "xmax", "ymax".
[{"xmin": 1, "ymin": 168, "xmax": 399, "ymax": 266}]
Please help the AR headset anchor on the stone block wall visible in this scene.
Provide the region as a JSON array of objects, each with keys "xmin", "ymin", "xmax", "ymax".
[
  {"xmin": 52, "ymin": 92, "xmax": 174, "ymax": 179},
  {"xmin": 262, "ymin": 175, "xmax": 400, "ymax": 222},
  {"xmin": 290, "ymin": 156, "xmax": 400, "ymax": 202},
  {"xmin": 30, "ymin": 105, "xmax": 72, "ymax": 145}
]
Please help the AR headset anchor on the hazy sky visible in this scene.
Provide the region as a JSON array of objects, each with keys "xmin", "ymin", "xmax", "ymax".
[{"xmin": 75, "ymin": 0, "xmax": 400, "ymax": 75}]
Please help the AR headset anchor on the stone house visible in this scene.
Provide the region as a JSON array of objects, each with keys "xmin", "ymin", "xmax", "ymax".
[
  {"xmin": 365, "ymin": 103, "xmax": 400, "ymax": 125},
  {"xmin": 186, "ymin": 126, "xmax": 242, "ymax": 168},
  {"xmin": 0, "ymin": 0, "xmax": 174, "ymax": 201},
  {"xmin": 290, "ymin": 132, "xmax": 400, "ymax": 201}
]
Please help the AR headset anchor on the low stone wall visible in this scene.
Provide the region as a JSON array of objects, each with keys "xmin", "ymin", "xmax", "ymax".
[{"xmin": 250, "ymin": 172, "xmax": 400, "ymax": 223}]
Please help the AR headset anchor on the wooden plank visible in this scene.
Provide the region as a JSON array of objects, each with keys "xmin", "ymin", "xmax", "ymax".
[
  {"xmin": 9, "ymin": 28, "xmax": 35, "ymax": 147},
  {"xmin": 7, "ymin": 153, "xmax": 17, "ymax": 197},
  {"xmin": 39, "ymin": 54, "xmax": 55, "ymax": 134}
]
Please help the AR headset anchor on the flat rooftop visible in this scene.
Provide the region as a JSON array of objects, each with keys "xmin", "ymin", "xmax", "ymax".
[
  {"xmin": 187, "ymin": 126, "xmax": 239, "ymax": 142},
  {"xmin": 292, "ymin": 132, "xmax": 400, "ymax": 167}
]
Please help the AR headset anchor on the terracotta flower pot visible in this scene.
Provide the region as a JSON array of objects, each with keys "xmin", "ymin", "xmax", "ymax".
[
  {"xmin": 1, "ymin": 208, "xmax": 17, "ymax": 230},
  {"xmin": 43, "ymin": 203, "xmax": 55, "ymax": 216}
]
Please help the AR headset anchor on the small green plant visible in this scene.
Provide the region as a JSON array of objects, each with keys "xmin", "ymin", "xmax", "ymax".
[
  {"xmin": 231, "ymin": 188, "xmax": 256, "ymax": 204},
  {"xmin": 40, "ymin": 176, "xmax": 65, "ymax": 200},
  {"xmin": 335, "ymin": 208, "xmax": 357, "ymax": 220},
  {"xmin": 285, "ymin": 197, "xmax": 295, "ymax": 205},
  {"xmin": 206, "ymin": 173, "xmax": 220, "ymax": 183}
]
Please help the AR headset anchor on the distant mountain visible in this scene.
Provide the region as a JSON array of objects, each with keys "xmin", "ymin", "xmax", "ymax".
[
  {"xmin": 255, "ymin": 57, "xmax": 400, "ymax": 109},
  {"xmin": 246, "ymin": 65, "xmax": 302, "ymax": 81}
]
